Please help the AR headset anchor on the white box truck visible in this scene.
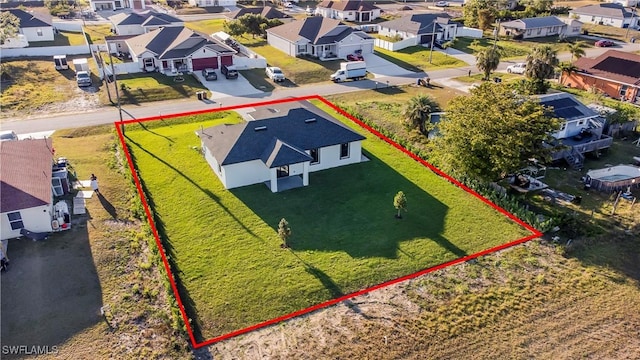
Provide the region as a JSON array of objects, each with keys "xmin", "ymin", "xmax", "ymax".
[
  {"xmin": 73, "ymin": 58, "xmax": 89, "ymax": 73},
  {"xmin": 330, "ymin": 61, "xmax": 367, "ymax": 82}
]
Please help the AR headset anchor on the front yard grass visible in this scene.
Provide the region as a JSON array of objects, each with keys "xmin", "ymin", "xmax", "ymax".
[
  {"xmin": 124, "ymin": 100, "xmax": 533, "ymax": 340},
  {"xmin": 185, "ymin": 19, "xmax": 227, "ymax": 35},
  {"xmin": 374, "ymin": 47, "xmax": 467, "ymax": 71},
  {"xmin": 102, "ymin": 73, "xmax": 207, "ymax": 105},
  {"xmin": 452, "ymin": 37, "xmax": 586, "ymax": 59}
]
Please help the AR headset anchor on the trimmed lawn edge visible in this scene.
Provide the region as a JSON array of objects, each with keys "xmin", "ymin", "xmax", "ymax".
[{"xmin": 115, "ymin": 95, "xmax": 542, "ymax": 348}]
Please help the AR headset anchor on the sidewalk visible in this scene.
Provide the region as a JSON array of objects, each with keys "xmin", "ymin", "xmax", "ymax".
[{"xmin": 432, "ymin": 47, "xmax": 477, "ymax": 66}]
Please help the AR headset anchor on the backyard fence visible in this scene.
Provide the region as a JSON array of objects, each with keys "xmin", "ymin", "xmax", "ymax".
[
  {"xmin": 374, "ymin": 37, "xmax": 417, "ymax": 52},
  {"xmin": 52, "ymin": 21, "xmax": 84, "ymax": 32},
  {"xmin": 455, "ymin": 27, "xmax": 484, "ymax": 39},
  {"xmin": 1, "ymin": 45, "xmax": 91, "ymax": 58}
]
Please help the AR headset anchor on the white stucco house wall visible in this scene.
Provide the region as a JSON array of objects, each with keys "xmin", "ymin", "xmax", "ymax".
[
  {"xmin": 0, "ymin": 139, "xmax": 55, "ymax": 241},
  {"xmin": 196, "ymin": 102, "xmax": 366, "ymax": 192},
  {"xmin": 188, "ymin": 0, "xmax": 237, "ymax": 8},
  {"xmin": 315, "ymin": 0, "xmax": 381, "ymax": 22},
  {"xmin": 2, "ymin": 9, "xmax": 54, "ymax": 43},
  {"xmin": 266, "ymin": 17, "xmax": 374, "ymax": 60},
  {"xmin": 569, "ymin": 3, "xmax": 639, "ymax": 28},
  {"xmin": 90, "ymin": 0, "xmax": 146, "ymax": 11}
]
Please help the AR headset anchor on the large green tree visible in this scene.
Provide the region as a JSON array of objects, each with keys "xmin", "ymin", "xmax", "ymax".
[
  {"xmin": 566, "ymin": 40, "xmax": 586, "ymax": 62},
  {"xmin": 403, "ymin": 95, "xmax": 440, "ymax": 134},
  {"xmin": 225, "ymin": 14, "xmax": 282, "ymax": 38},
  {"xmin": 525, "ymin": 45, "xmax": 559, "ymax": 94},
  {"xmin": 463, "ymin": 0, "xmax": 497, "ymax": 29},
  {"xmin": 430, "ymin": 83, "xmax": 560, "ymax": 181},
  {"xmin": 475, "ymin": 47, "xmax": 501, "ymax": 80},
  {"xmin": 0, "ymin": 12, "xmax": 20, "ymax": 45}
]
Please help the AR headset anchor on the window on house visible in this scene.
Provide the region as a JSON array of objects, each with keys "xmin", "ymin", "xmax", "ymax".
[
  {"xmin": 37, "ymin": 28, "xmax": 43, "ymax": 36},
  {"xmin": 340, "ymin": 143, "xmax": 349, "ymax": 159},
  {"xmin": 620, "ymin": 85, "xmax": 629, "ymax": 96},
  {"xmin": 7, "ymin": 212, "xmax": 24, "ymax": 230},
  {"xmin": 537, "ymin": 28, "xmax": 542, "ymax": 35},
  {"xmin": 310, "ymin": 148, "xmax": 319, "ymax": 164},
  {"xmin": 144, "ymin": 58, "xmax": 154, "ymax": 67},
  {"xmin": 297, "ymin": 44, "xmax": 306, "ymax": 53},
  {"xmin": 560, "ymin": 123, "xmax": 567, "ymax": 131},
  {"xmin": 527, "ymin": 29, "xmax": 532, "ymax": 35}
]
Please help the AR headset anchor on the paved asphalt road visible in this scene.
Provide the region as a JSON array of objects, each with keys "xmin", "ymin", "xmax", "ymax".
[{"xmin": 2, "ymin": 42, "xmax": 637, "ymax": 136}]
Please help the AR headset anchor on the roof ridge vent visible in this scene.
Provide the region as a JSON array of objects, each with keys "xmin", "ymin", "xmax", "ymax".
[
  {"xmin": 254, "ymin": 126, "xmax": 267, "ymax": 131},
  {"xmin": 304, "ymin": 118, "xmax": 317, "ymax": 123}
]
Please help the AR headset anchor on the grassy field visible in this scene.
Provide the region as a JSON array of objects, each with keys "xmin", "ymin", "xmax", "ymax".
[
  {"xmin": 84, "ymin": 24, "xmax": 113, "ymax": 45},
  {"xmin": 27, "ymin": 31, "xmax": 87, "ymax": 47},
  {"xmin": 375, "ymin": 47, "xmax": 467, "ymax": 71},
  {"xmin": 124, "ymin": 101, "xmax": 532, "ymax": 340},
  {"xmin": 2, "ymin": 127, "xmax": 190, "ymax": 359},
  {"xmin": 582, "ymin": 23, "xmax": 640, "ymax": 41},
  {"xmin": 452, "ymin": 37, "xmax": 585, "ymax": 59},
  {"xmin": 101, "ymin": 73, "xmax": 207, "ymax": 105},
  {"xmin": 185, "ymin": 19, "xmax": 227, "ymax": 35}
]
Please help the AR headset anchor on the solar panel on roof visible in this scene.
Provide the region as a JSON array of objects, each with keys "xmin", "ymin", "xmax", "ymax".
[
  {"xmin": 542, "ymin": 97, "xmax": 580, "ymax": 109},
  {"xmin": 593, "ymin": 58, "xmax": 640, "ymax": 79},
  {"xmin": 555, "ymin": 107, "xmax": 583, "ymax": 119}
]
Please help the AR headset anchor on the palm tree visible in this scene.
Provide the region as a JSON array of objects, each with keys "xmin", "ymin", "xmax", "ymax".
[
  {"xmin": 403, "ymin": 95, "xmax": 439, "ymax": 134},
  {"xmin": 567, "ymin": 41, "xmax": 586, "ymax": 62},
  {"xmin": 475, "ymin": 47, "xmax": 501, "ymax": 81},
  {"xmin": 558, "ymin": 62, "xmax": 578, "ymax": 86},
  {"xmin": 525, "ymin": 45, "xmax": 559, "ymax": 80}
]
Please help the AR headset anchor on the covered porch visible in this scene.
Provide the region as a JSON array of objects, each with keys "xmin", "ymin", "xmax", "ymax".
[{"xmin": 265, "ymin": 162, "xmax": 310, "ymax": 193}]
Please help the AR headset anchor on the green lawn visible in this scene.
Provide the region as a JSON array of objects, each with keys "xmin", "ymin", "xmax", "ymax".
[
  {"xmin": 374, "ymin": 47, "xmax": 467, "ymax": 71},
  {"xmin": 452, "ymin": 37, "xmax": 584, "ymax": 59},
  {"xmin": 185, "ymin": 19, "xmax": 227, "ymax": 35},
  {"xmin": 27, "ymin": 31, "xmax": 87, "ymax": 47},
  {"xmin": 124, "ymin": 100, "xmax": 532, "ymax": 340},
  {"xmin": 84, "ymin": 24, "xmax": 112, "ymax": 45},
  {"xmin": 104, "ymin": 73, "xmax": 207, "ymax": 105}
]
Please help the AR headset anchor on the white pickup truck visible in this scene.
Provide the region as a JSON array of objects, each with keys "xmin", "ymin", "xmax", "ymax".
[{"xmin": 266, "ymin": 66, "xmax": 286, "ymax": 82}]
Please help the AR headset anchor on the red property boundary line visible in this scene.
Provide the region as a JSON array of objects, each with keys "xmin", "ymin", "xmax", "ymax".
[{"xmin": 114, "ymin": 95, "xmax": 543, "ymax": 349}]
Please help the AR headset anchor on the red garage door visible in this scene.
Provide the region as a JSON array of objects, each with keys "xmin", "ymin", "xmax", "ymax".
[
  {"xmin": 220, "ymin": 55, "xmax": 233, "ymax": 66},
  {"xmin": 192, "ymin": 57, "xmax": 218, "ymax": 71}
]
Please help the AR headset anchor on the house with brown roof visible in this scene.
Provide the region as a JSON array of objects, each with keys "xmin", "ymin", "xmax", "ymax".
[
  {"xmin": 226, "ymin": 6, "xmax": 290, "ymax": 21},
  {"xmin": 266, "ymin": 17, "xmax": 374, "ymax": 60},
  {"xmin": 562, "ymin": 50, "xmax": 640, "ymax": 104},
  {"xmin": 569, "ymin": 3, "xmax": 639, "ymax": 28},
  {"xmin": 315, "ymin": 0, "xmax": 381, "ymax": 22},
  {"xmin": 123, "ymin": 26, "xmax": 236, "ymax": 74},
  {"xmin": 0, "ymin": 139, "xmax": 56, "ymax": 240}
]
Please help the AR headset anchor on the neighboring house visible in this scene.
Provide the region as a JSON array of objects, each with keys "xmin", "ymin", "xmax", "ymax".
[
  {"xmin": 188, "ymin": 0, "xmax": 237, "ymax": 8},
  {"xmin": 0, "ymin": 139, "xmax": 55, "ymax": 240},
  {"xmin": 464, "ymin": 0, "xmax": 518, "ymax": 10},
  {"xmin": 266, "ymin": 17, "xmax": 374, "ymax": 60},
  {"xmin": 609, "ymin": 0, "xmax": 639, "ymax": 7},
  {"xmin": 499, "ymin": 16, "xmax": 582, "ymax": 39},
  {"xmin": 539, "ymin": 93, "xmax": 613, "ymax": 168},
  {"xmin": 315, "ymin": 0, "xmax": 381, "ymax": 22},
  {"xmin": 90, "ymin": 0, "xmax": 146, "ymax": 11},
  {"xmin": 569, "ymin": 3, "xmax": 639, "ymax": 28},
  {"xmin": 378, "ymin": 13, "xmax": 458, "ymax": 45},
  {"xmin": 2, "ymin": 9, "xmax": 54, "ymax": 43},
  {"xmin": 122, "ymin": 26, "xmax": 236, "ymax": 74},
  {"xmin": 109, "ymin": 11, "xmax": 183, "ymax": 36},
  {"xmin": 196, "ymin": 102, "xmax": 366, "ymax": 192},
  {"xmin": 563, "ymin": 50, "xmax": 640, "ymax": 104},
  {"xmin": 226, "ymin": 6, "xmax": 290, "ymax": 20}
]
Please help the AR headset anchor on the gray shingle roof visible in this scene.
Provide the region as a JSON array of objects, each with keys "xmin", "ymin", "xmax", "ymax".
[
  {"xmin": 0, "ymin": 138, "xmax": 53, "ymax": 213},
  {"xmin": 197, "ymin": 103, "xmax": 365, "ymax": 166},
  {"xmin": 267, "ymin": 17, "xmax": 370, "ymax": 44},
  {"xmin": 110, "ymin": 10, "xmax": 182, "ymax": 26},
  {"xmin": 4, "ymin": 8, "xmax": 52, "ymax": 28},
  {"xmin": 378, "ymin": 13, "xmax": 453, "ymax": 35},
  {"xmin": 126, "ymin": 26, "xmax": 235, "ymax": 59},
  {"xmin": 570, "ymin": 3, "xmax": 632, "ymax": 19},
  {"xmin": 500, "ymin": 16, "xmax": 566, "ymax": 30}
]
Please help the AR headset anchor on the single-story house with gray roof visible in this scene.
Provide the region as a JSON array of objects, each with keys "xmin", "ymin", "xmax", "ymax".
[
  {"xmin": 123, "ymin": 26, "xmax": 236, "ymax": 74},
  {"xmin": 315, "ymin": 0, "xmax": 381, "ymax": 22},
  {"xmin": 2, "ymin": 9, "xmax": 54, "ymax": 43},
  {"xmin": 109, "ymin": 10, "xmax": 183, "ymax": 36},
  {"xmin": 196, "ymin": 101, "xmax": 366, "ymax": 192},
  {"xmin": 266, "ymin": 17, "xmax": 374, "ymax": 60},
  {"xmin": 377, "ymin": 13, "xmax": 457, "ymax": 45},
  {"xmin": 569, "ymin": 3, "xmax": 639, "ymax": 28},
  {"xmin": 499, "ymin": 16, "xmax": 582, "ymax": 39}
]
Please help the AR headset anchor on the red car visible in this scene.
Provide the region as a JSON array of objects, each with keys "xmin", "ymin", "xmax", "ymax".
[
  {"xmin": 595, "ymin": 40, "xmax": 615, "ymax": 47},
  {"xmin": 347, "ymin": 53, "xmax": 364, "ymax": 61}
]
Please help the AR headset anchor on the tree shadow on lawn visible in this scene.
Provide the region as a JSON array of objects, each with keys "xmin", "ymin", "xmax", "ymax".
[
  {"xmin": 231, "ymin": 151, "xmax": 466, "ymax": 260},
  {"xmin": 0, "ymin": 220, "xmax": 103, "ymax": 352}
]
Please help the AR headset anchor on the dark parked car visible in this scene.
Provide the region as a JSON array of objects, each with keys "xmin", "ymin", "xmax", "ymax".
[
  {"xmin": 221, "ymin": 64, "xmax": 238, "ymax": 79},
  {"xmin": 202, "ymin": 68, "xmax": 217, "ymax": 81},
  {"xmin": 347, "ymin": 53, "xmax": 364, "ymax": 61},
  {"xmin": 595, "ymin": 40, "xmax": 615, "ymax": 47}
]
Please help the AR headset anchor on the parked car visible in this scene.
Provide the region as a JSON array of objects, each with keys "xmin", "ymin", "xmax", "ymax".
[
  {"xmin": 347, "ymin": 53, "xmax": 364, "ymax": 61},
  {"xmin": 0, "ymin": 130, "xmax": 18, "ymax": 142},
  {"xmin": 202, "ymin": 68, "xmax": 217, "ymax": 81},
  {"xmin": 284, "ymin": 2, "xmax": 293, "ymax": 8},
  {"xmin": 265, "ymin": 66, "xmax": 286, "ymax": 82},
  {"xmin": 595, "ymin": 40, "xmax": 615, "ymax": 47},
  {"xmin": 435, "ymin": 1, "xmax": 449, "ymax": 6},
  {"xmin": 76, "ymin": 71, "xmax": 92, "ymax": 87},
  {"xmin": 506, "ymin": 62, "xmax": 526, "ymax": 74},
  {"xmin": 221, "ymin": 64, "xmax": 238, "ymax": 79}
]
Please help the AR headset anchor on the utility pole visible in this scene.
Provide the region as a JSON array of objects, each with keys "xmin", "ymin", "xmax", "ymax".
[
  {"xmin": 428, "ymin": 20, "xmax": 437, "ymax": 63},
  {"xmin": 493, "ymin": 18, "xmax": 500, "ymax": 49},
  {"xmin": 624, "ymin": 4, "xmax": 638, "ymax": 40},
  {"xmin": 107, "ymin": 51, "xmax": 124, "ymax": 135}
]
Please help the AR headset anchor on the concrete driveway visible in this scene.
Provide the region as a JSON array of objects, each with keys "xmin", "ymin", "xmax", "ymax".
[
  {"xmin": 363, "ymin": 53, "xmax": 416, "ymax": 78},
  {"xmin": 193, "ymin": 70, "xmax": 263, "ymax": 99}
]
